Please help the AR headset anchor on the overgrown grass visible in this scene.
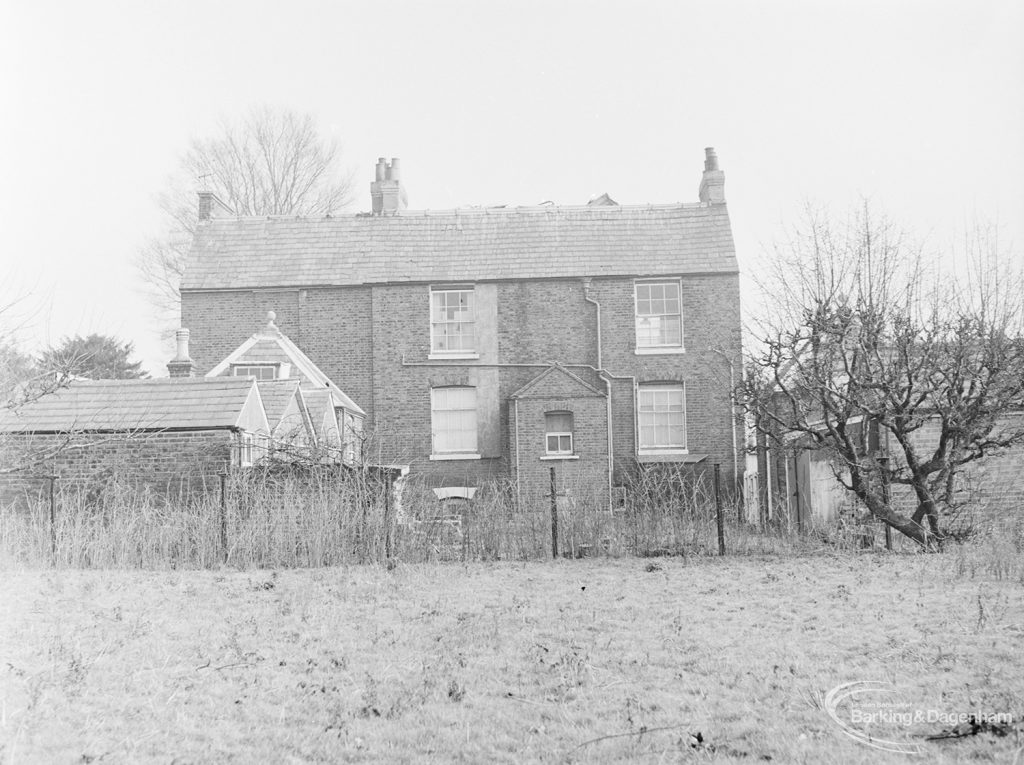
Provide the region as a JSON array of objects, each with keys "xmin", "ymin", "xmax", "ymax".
[
  {"xmin": 0, "ymin": 467, "xmax": 915, "ymax": 570},
  {"xmin": 2, "ymin": 549, "xmax": 1021, "ymax": 763}
]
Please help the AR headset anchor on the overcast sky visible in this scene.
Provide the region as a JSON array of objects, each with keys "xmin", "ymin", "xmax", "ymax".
[{"xmin": 2, "ymin": 0, "xmax": 1022, "ymax": 375}]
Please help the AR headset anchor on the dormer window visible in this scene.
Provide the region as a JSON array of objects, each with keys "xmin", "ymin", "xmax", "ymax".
[{"xmin": 232, "ymin": 364, "xmax": 278, "ymax": 380}]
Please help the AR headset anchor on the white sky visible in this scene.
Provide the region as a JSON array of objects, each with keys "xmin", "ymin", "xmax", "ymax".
[{"xmin": 2, "ymin": 0, "xmax": 1022, "ymax": 375}]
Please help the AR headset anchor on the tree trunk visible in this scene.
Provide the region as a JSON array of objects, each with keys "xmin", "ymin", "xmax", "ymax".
[{"xmin": 849, "ymin": 467, "xmax": 935, "ymax": 548}]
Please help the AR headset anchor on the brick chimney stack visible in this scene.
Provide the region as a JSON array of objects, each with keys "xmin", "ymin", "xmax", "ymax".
[
  {"xmin": 197, "ymin": 191, "xmax": 234, "ymax": 221},
  {"xmin": 167, "ymin": 329, "xmax": 195, "ymax": 378},
  {"xmin": 370, "ymin": 157, "xmax": 408, "ymax": 215},
  {"xmin": 698, "ymin": 147, "xmax": 726, "ymax": 204}
]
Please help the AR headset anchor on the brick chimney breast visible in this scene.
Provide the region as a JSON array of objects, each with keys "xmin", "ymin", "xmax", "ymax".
[
  {"xmin": 370, "ymin": 157, "xmax": 408, "ymax": 214},
  {"xmin": 197, "ymin": 191, "xmax": 234, "ymax": 221},
  {"xmin": 698, "ymin": 147, "xmax": 726, "ymax": 204}
]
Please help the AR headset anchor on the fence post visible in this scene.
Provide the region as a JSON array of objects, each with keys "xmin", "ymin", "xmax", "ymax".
[
  {"xmin": 48, "ymin": 475, "xmax": 58, "ymax": 562},
  {"xmin": 550, "ymin": 466, "xmax": 559, "ymax": 559},
  {"xmin": 879, "ymin": 456, "xmax": 893, "ymax": 551},
  {"xmin": 383, "ymin": 473, "xmax": 394, "ymax": 561},
  {"xmin": 219, "ymin": 472, "xmax": 228, "ymax": 564},
  {"xmin": 714, "ymin": 463, "xmax": 725, "ymax": 556}
]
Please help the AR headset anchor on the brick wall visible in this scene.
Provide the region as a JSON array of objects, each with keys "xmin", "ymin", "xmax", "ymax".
[
  {"xmin": 510, "ymin": 391, "xmax": 610, "ymax": 510},
  {"xmin": 182, "ymin": 271, "xmax": 743, "ymax": 496},
  {"xmin": 0, "ymin": 430, "xmax": 235, "ymax": 509}
]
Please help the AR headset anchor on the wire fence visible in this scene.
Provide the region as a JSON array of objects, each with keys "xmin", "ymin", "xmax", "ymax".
[{"xmin": 3, "ymin": 461, "xmax": 1015, "ymax": 569}]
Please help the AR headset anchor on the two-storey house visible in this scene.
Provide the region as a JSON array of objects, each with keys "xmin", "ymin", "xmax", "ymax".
[{"xmin": 180, "ymin": 149, "xmax": 742, "ymax": 508}]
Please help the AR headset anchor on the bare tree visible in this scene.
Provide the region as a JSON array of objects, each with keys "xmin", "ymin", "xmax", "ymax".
[
  {"xmin": 136, "ymin": 106, "xmax": 356, "ymax": 320},
  {"xmin": 743, "ymin": 203, "xmax": 1024, "ymax": 547}
]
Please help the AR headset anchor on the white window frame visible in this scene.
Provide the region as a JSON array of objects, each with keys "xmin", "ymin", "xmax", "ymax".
[
  {"xmin": 637, "ymin": 383, "xmax": 687, "ymax": 454},
  {"xmin": 237, "ymin": 432, "xmax": 255, "ymax": 467},
  {"xmin": 429, "ymin": 286, "xmax": 479, "ymax": 359},
  {"xmin": 544, "ymin": 411, "xmax": 574, "ymax": 456},
  {"xmin": 232, "ymin": 364, "xmax": 278, "ymax": 380},
  {"xmin": 429, "ymin": 387, "xmax": 480, "ymax": 460},
  {"xmin": 634, "ymin": 279, "xmax": 684, "ymax": 354}
]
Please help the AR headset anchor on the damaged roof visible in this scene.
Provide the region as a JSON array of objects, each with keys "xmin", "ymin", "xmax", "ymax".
[{"xmin": 182, "ymin": 203, "xmax": 738, "ymax": 291}]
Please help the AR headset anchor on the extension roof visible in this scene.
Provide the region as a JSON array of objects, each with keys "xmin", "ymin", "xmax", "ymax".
[
  {"xmin": 510, "ymin": 364, "xmax": 606, "ymax": 400},
  {"xmin": 255, "ymin": 379, "xmax": 301, "ymax": 429},
  {"xmin": 182, "ymin": 202, "xmax": 737, "ymax": 291},
  {"xmin": 0, "ymin": 378, "xmax": 264, "ymax": 433},
  {"xmin": 207, "ymin": 320, "xmax": 365, "ymax": 416}
]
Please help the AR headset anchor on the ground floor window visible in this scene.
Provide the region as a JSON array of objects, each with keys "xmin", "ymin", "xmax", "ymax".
[
  {"xmin": 431, "ymin": 387, "xmax": 478, "ymax": 454},
  {"xmin": 638, "ymin": 383, "xmax": 686, "ymax": 451},
  {"xmin": 545, "ymin": 411, "xmax": 574, "ymax": 455}
]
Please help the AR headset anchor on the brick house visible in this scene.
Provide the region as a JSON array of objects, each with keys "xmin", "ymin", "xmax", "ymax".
[{"xmin": 181, "ymin": 149, "xmax": 742, "ymax": 507}]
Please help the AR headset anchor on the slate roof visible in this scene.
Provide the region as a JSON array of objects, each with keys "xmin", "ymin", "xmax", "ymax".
[
  {"xmin": 256, "ymin": 379, "xmax": 301, "ymax": 429},
  {"xmin": 302, "ymin": 389, "xmax": 339, "ymax": 446},
  {"xmin": 0, "ymin": 378, "xmax": 257, "ymax": 433},
  {"xmin": 182, "ymin": 203, "xmax": 737, "ymax": 291},
  {"xmin": 207, "ymin": 322, "xmax": 366, "ymax": 416}
]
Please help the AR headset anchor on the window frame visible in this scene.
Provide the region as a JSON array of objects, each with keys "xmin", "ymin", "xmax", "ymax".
[
  {"xmin": 231, "ymin": 363, "xmax": 279, "ymax": 380},
  {"xmin": 429, "ymin": 386, "xmax": 480, "ymax": 460},
  {"xmin": 544, "ymin": 411, "xmax": 574, "ymax": 456},
  {"xmin": 637, "ymin": 383, "xmax": 687, "ymax": 454},
  {"xmin": 633, "ymin": 279, "xmax": 684, "ymax": 354},
  {"xmin": 237, "ymin": 432, "xmax": 255, "ymax": 467},
  {"xmin": 429, "ymin": 286, "xmax": 479, "ymax": 359}
]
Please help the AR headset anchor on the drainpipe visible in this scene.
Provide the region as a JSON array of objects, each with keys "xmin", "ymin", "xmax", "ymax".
[
  {"xmin": 709, "ymin": 348, "xmax": 740, "ymax": 499},
  {"xmin": 583, "ymin": 280, "xmax": 614, "ymax": 512},
  {"xmin": 513, "ymin": 397, "xmax": 521, "ymax": 510}
]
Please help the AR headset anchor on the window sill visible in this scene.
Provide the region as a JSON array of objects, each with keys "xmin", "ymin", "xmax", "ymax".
[
  {"xmin": 634, "ymin": 347, "xmax": 686, "ymax": 356},
  {"xmin": 637, "ymin": 450, "xmax": 708, "ymax": 465},
  {"xmin": 428, "ymin": 352, "xmax": 480, "ymax": 361},
  {"xmin": 429, "ymin": 453, "xmax": 482, "ymax": 461},
  {"xmin": 540, "ymin": 455, "xmax": 579, "ymax": 461}
]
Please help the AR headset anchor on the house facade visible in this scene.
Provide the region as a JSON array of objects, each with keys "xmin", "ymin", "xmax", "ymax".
[{"xmin": 180, "ymin": 149, "xmax": 742, "ymax": 507}]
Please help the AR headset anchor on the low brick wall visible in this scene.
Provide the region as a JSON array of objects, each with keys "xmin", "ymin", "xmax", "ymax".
[{"xmin": 0, "ymin": 430, "xmax": 235, "ymax": 510}]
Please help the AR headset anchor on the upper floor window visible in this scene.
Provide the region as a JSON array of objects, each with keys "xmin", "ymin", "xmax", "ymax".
[
  {"xmin": 638, "ymin": 383, "xmax": 686, "ymax": 451},
  {"xmin": 232, "ymin": 364, "xmax": 277, "ymax": 380},
  {"xmin": 431, "ymin": 387, "xmax": 478, "ymax": 455},
  {"xmin": 545, "ymin": 411, "xmax": 574, "ymax": 455},
  {"xmin": 635, "ymin": 281, "xmax": 683, "ymax": 350},
  {"xmin": 431, "ymin": 287, "xmax": 476, "ymax": 355}
]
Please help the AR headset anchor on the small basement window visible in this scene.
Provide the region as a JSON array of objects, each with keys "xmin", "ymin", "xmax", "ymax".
[{"xmin": 545, "ymin": 411, "xmax": 574, "ymax": 455}]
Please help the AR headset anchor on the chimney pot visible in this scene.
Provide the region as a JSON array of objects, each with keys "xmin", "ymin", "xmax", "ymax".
[
  {"xmin": 167, "ymin": 328, "xmax": 195, "ymax": 378},
  {"xmin": 370, "ymin": 156, "xmax": 407, "ymax": 214},
  {"xmin": 704, "ymin": 147, "xmax": 719, "ymax": 171},
  {"xmin": 698, "ymin": 147, "xmax": 726, "ymax": 204}
]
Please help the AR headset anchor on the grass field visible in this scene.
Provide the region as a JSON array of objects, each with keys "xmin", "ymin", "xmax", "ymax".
[{"xmin": 2, "ymin": 548, "xmax": 1022, "ymax": 763}]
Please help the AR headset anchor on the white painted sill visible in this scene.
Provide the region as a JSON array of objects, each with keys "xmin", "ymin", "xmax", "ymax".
[
  {"xmin": 637, "ymin": 449, "xmax": 689, "ymax": 456},
  {"xmin": 428, "ymin": 352, "xmax": 480, "ymax": 361},
  {"xmin": 540, "ymin": 455, "xmax": 580, "ymax": 461},
  {"xmin": 634, "ymin": 347, "xmax": 686, "ymax": 356},
  {"xmin": 429, "ymin": 453, "xmax": 482, "ymax": 461}
]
